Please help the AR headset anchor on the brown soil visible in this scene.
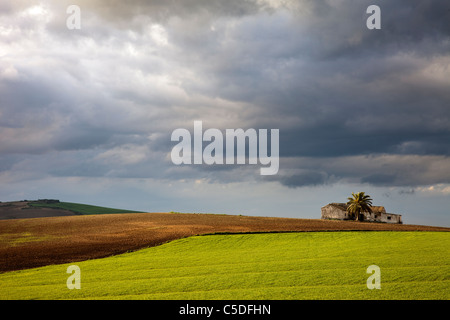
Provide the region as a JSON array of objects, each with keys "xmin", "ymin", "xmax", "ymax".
[{"xmin": 0, "ymin": 212, "xmax": 448, "ymax": 272}]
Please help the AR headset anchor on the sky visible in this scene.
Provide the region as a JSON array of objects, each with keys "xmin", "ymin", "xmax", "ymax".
[{"xmin": 1, "ymin": 0, "xmax": 449, "ymax": 227}]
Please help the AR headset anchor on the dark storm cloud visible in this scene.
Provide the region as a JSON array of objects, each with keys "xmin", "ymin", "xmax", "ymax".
[
  {"xmin": 277, "ymin": 171, "xmax": 329, "ymax": 188},
  {"xmin": 1, "ymin": 0, "xmax": 449, "ymax": 190},
  {"xmin": 361, "ymin": 174, "xmax": 397, "ymax": 185},
  {"xmin": 131, "ymin": 0, "xmax": 450, "ymax": 162},
  {"xmin": 271, "ymin": 154, "xmax": 450, "ymax": 188},
  {"xmin": 244, "ymin": 0, "xmax": 450, "ymax": 161}
]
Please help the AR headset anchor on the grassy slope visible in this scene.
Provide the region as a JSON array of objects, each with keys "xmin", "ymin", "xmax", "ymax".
[
  {"xmin": 28, "ymin": 202, "xmax": 143, "ymax": 215},
  {"xmin": 1, "ymin": 231, "xmax": 448, "ymax": 300}
]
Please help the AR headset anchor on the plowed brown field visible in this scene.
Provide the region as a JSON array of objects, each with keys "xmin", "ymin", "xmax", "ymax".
[{"xmin": 0, "ymin": 212, "xmax": 448, "ymax": 272}]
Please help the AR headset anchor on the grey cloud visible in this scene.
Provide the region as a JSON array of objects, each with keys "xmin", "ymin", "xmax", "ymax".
[
  {"xmin": 299, "ymin": 0, "xmax": 450, "ymax": 60},
  {"xmin": 398, "ymin": 189, "xmax": 415, "ymax": 195},
  {"xmin": 150, "ymin": 1, "xmax": 450, "ymax": 161},
  {"xmin": 1, "ymin": 0, "xmax": 450, "ymax": 191},
  {"xmin": 273, "ymin": 155, "xmax": 450, "ymax": 188},
  {"xmin": 50, "ymin": 0, "xmax": 263, "ymax": 28},
  {"xmin": 277, "ymin": 171, "xmax": 329, "ymax": 188},
  {"xmin": 361, "ymin": 174, "xmax": 397, "ymax": 185}
]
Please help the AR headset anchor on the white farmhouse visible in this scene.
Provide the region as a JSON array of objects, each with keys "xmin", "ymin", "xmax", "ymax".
[{"xmin": 321, "ymin": 203, "xmax": 402, "ymax": 224}]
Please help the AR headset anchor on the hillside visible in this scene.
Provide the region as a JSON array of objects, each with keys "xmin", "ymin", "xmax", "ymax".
[
  {"xmin": 0, "ymin": 200, "xmax": 142, "ymax": 220},
  {"xmin": 1, "ymin": 231, "xmax": 448, "ymax": 300},
  {"xmin": 0, "ymin": 211, "xmax": 448, "ymax": 272}
]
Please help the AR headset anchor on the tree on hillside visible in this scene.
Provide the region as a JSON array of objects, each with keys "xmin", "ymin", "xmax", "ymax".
[{"xmin": 347, "ymin": 192, "xmax": 373, "ymax": 222}]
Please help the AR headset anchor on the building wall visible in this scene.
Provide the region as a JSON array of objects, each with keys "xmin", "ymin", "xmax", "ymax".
[
  {"xmin": 363, "ymin": 211, "xmax": 402, "ymax": 224},
  {"xmin": 363, "ymin": 211, "xmax": 378, "ymax": 222},
  {"xmin": 321, "ymin": 204, "xmax": 402, "ymax": 224},
  {"xmin": 321, "ymin": 205, "xmax": 350, "ymax": 220},
  {"xmin": 379, "ymin": 213, "xmax": 402, "ymax": 224}
]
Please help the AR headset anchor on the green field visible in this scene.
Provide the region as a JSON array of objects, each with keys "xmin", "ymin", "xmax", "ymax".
[
  {"xmin": 0, "ymin": 231, "xmax": 448, "ymax": 300},
  {"xmin": 28, "ymin": 201, "xmax": 143, "ymax": 215}
]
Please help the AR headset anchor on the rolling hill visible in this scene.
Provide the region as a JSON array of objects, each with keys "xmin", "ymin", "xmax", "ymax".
[
  {"xmin": 1, "ymin": 231, "xmax": 449, "ymax": 300},
  {"xmin": 0, "ymin": 207, "xmax": 448, "ymax": 272},
  {"xmin": 0, "ymin": 200, "xmax": 143, "ymax": 220},
  {"xmin": 0, "ymin": 201, "xmax": 448, "ymax": 301}
]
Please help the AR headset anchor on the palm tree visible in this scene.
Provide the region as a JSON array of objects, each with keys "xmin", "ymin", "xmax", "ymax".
[{"xmin": 346, "ymin": 192, "xmax": 373, "ymax": 221}]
